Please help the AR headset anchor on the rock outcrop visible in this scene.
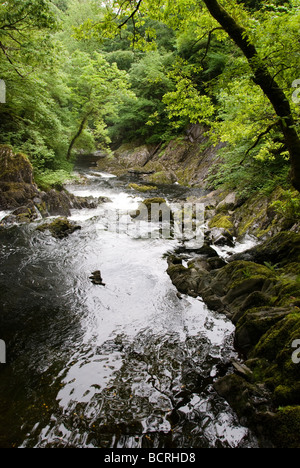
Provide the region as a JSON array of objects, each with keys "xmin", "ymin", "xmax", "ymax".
[
  {"xmin": 97, "ymin": 124, "xmax": 223, "ymax": 187},
  {"xmin": 0, "ymin": 145, "xmax": 100, "ymax": 224}
]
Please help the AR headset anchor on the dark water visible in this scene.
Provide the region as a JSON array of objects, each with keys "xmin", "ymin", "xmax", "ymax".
[{"xmin": 0, "ymin": 161, "xmax": 259, "ymax": 448}]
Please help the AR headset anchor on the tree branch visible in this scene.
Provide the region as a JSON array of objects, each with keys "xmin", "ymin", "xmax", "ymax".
[
  {"xmin": 0, "ymin": 41, "xmax": 24, "ymax": 77},
  {"xmin": 67, "ymin": 110, "xmax": 94, "ymax": 160},
  {"xmin": 118, "ymin": 0, "xmax": 143, "ymax": 29},
  {"xmin": 200, "ymin": 27, "xmax": 223, "ymax": 67},
  {"xmin": 240, "ymin": 122, "xmax": 279, "ymax": 165}
]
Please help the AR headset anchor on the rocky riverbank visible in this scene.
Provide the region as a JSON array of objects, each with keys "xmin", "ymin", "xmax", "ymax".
[
  {"xmin": 0, "ymin": 145, "xmax": 104, "ymax": 225},
  {"xmin": 166, "ymin": 191, "xmax": 300, "ymax": 448},
  {"xmin": 97, "ymin": 124, "xmax": 223, "ymax": 186}
]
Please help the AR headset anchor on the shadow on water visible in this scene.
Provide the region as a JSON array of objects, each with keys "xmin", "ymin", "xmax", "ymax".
[{"xmin": 0, "ymin": 159, "xmax": 259, "ymax": 448}]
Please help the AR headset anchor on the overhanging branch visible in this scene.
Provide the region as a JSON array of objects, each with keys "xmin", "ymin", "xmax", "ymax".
[{"xmin": 117, "ymin": 0, "xmax": 143, "ymax": 29}]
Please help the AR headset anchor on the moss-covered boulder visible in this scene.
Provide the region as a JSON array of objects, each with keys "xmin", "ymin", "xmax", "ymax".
[
  {"xmin": 234, "ymin": 307, "xmax": 291, "ymax": 356},
  {"xmin": 0, "ymin": 146, "xmax": 34, "ymax": 184},
  {"xmin": 167, "ymin": 261, "xmax": 202, "ymax": 297},
  {"xmin": 0, "ymin": 146, "xmax": 102, "ymax": 221},
  {"xmin": 213, "ymin": 373, "xmax": 271, "ymax": 423},
  {"xmin": 0, "ymin": 146, "xmax": 40, "ymax": 210},
  {"xmin": 248, "ymin": 312, "xmax": 300, "ymax": 397},
  {"xmin": 265, "ymin": 406, "xmax": 300, "ymax": 448},
  {"xmin": 36, "ymin": 218, "xmax": 81, "ymax": 239},
  {"xmin": 208, "ymin": 212, "xmax": 234, "ymax": 235}
]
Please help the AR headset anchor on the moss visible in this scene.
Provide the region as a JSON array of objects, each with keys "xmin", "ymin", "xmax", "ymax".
[
  {"xmin": 222, "ymin": 260, "xmax": 277, "ymax": 289},
  {"xmin": 175, "ymin": 168, "xmax": 194, "ymax": 186},
  {"xmin": 275, "ymin": 280, "xmax": 300, "ymax": 307},
  {"xmin": 248, "ymin": 232, "xmax": 300, "ymax": 266},
  {"xmin": 0, "ymin": 146, "xmax": 33, "ymax": 184},
  {"xmin": 247, "ymin": 312, "xmax": 300, "ymax": 409},
  {"xmin": 37, "ymin": 217, "xmax": 81, "ymax": 239},
  {"xmin": 148, "ymin": 171, "xmax": 175, "ymax": 185},
  {"xmin": 274, "ymin": 384, "xmax": 300, "ymax": 407},
  {"xmin": 252, "ymin": 312, "xmax": 300, "ymax": 361},
  {"xmin": 141, "ymin": 197, "xmax": 167, "ymax": 207},
  {"xmin": 268, "ymin": 406, "xmax": 300, "ymax": 448},
  {"xmin": 208, "ymin": 213, "xmax": 234, "ymax": 233},
  {"xmin": 128, "ymin": 183, "xmax": 157, "ymax": 193}
]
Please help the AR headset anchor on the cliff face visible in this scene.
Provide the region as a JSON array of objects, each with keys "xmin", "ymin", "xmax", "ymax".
[
  {"xmin": 98, "ymin": 124, "xmax": 224, "ymax": 187},
  {"xmin": 147, "ymin": 125, "xmax": 225, "ymax": 186}
]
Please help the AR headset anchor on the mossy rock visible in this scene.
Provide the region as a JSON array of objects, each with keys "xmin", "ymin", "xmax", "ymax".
[
  {"xmin": 234, "ymin": 307, "xmax": 291, "ymax": 356},
  {"xmin": 266, "ymin": 406, "xmax": 300, "ymax": 448},
  {"xmin": 251, "ymin": 312, "xmax": 300, "ymax": 363},
  {"xmin": 208, "ymin": 212, "xmax": 234, "ymax": 234},
  {"xmin": 273, "ymin": 384, "xmax": 300, "ymax": 407},
  {"xmin": 247, "ymin": 312, "xmax": 300, "ymax": 407},
  {"xmin": 132, "ymin": 197, "xmax": 173, "ymax": 222},
  {"xmin": 37, "ymin": 217, "xmax": 81, "ymax": 239},
  {"xmin": 213, "ymin": 373, "xmax": 270, "ymax": 422},
  {"xmin": 167, "ymin": 263, "xmax": 200, "ymax": 296},
  {"xmin": 128, "ymin": 183, "xmax": 157, "ymax": 193},
  {"xmin": 218, "ymin": 260, "xmax": 277, "ymax": 290},
  {"xmin": 147, "ymin": 171, "xmax": 177, "ymax": 185},
  {"xmin": 0, "ymin": 146, "xmax": 34, "ymax": 184}
]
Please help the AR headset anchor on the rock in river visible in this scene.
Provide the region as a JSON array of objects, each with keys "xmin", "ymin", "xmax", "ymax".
[
  {"xmin": 36, "ymin": 217, "xmax": 81, "ymax": 239},
  {"xmin": 89, "ymin": 270, "xmax": 106, "ymax": 286}
]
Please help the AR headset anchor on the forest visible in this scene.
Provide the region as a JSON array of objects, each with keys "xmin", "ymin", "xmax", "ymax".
[
  {"xmin": 1, "ymin": 0, "xmax": 300, "ymax": 450},
  {"xmin": 0, "ymin": 0, "xmax": 300, "ymax": 197}
]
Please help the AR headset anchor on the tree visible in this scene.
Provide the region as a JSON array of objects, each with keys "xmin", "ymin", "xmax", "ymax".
[
  {"xmin": 201, "ymin": 0, "xmax": 300, "ymax": 192},
  {"xmin": 0, "ymin": 0, "xmax": 58, "ymax": 76},
  {"xmin": 84, "ymin": 0, "xmax": 300, "ymax": 192},
  {"xmin": 0, "ymin": 0, "xmax": 73, "ymax": 170},
  {"xmin": 65, "ymin": 50, "xmax": 133, "ymax": 159}
]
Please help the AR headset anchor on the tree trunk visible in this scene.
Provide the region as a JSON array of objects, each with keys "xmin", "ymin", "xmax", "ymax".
[
  {"xmin": 202, "ymin": 0, "xmax": 300, "ymax": 192},
  {"xmin": 67, "ymin": 112, "xmax": 92, "ymax": 160}
]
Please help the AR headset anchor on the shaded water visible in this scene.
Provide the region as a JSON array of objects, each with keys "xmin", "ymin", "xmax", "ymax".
[{"xmin": 0, "ymin": 160, "xmax": 259, "ymax": 448}]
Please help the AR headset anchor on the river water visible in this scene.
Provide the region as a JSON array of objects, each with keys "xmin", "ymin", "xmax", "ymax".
[{"xmin": 0, "ymin": 159, "xmax": 259, "ymax": 448}]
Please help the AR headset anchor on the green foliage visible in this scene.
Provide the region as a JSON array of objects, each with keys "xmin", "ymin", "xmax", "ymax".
[
  {"xmin": 34, "ymin": 169, "xmax": 77, "ymax": 191},
  {"xmin": 163, "ymin": 59, "xmax": 215, "ymax": 128},
  {"xmin": 0, "ymin": 0, "xmax": 300, "ymax": 197},
  {"xmin": 271, "ymin": 191, "xmax": 300, "ymax": 223}
]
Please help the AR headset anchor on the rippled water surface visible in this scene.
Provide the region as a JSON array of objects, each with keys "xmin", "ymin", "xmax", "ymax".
[{"xmin": 0, "ymin": 159, "xmax": 259, "ymax": 448}]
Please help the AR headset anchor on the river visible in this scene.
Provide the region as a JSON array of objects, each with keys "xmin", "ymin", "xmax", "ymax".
[{"xmin": 0, "ymin": 157, "xmax": 259, "ymax": 448}]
